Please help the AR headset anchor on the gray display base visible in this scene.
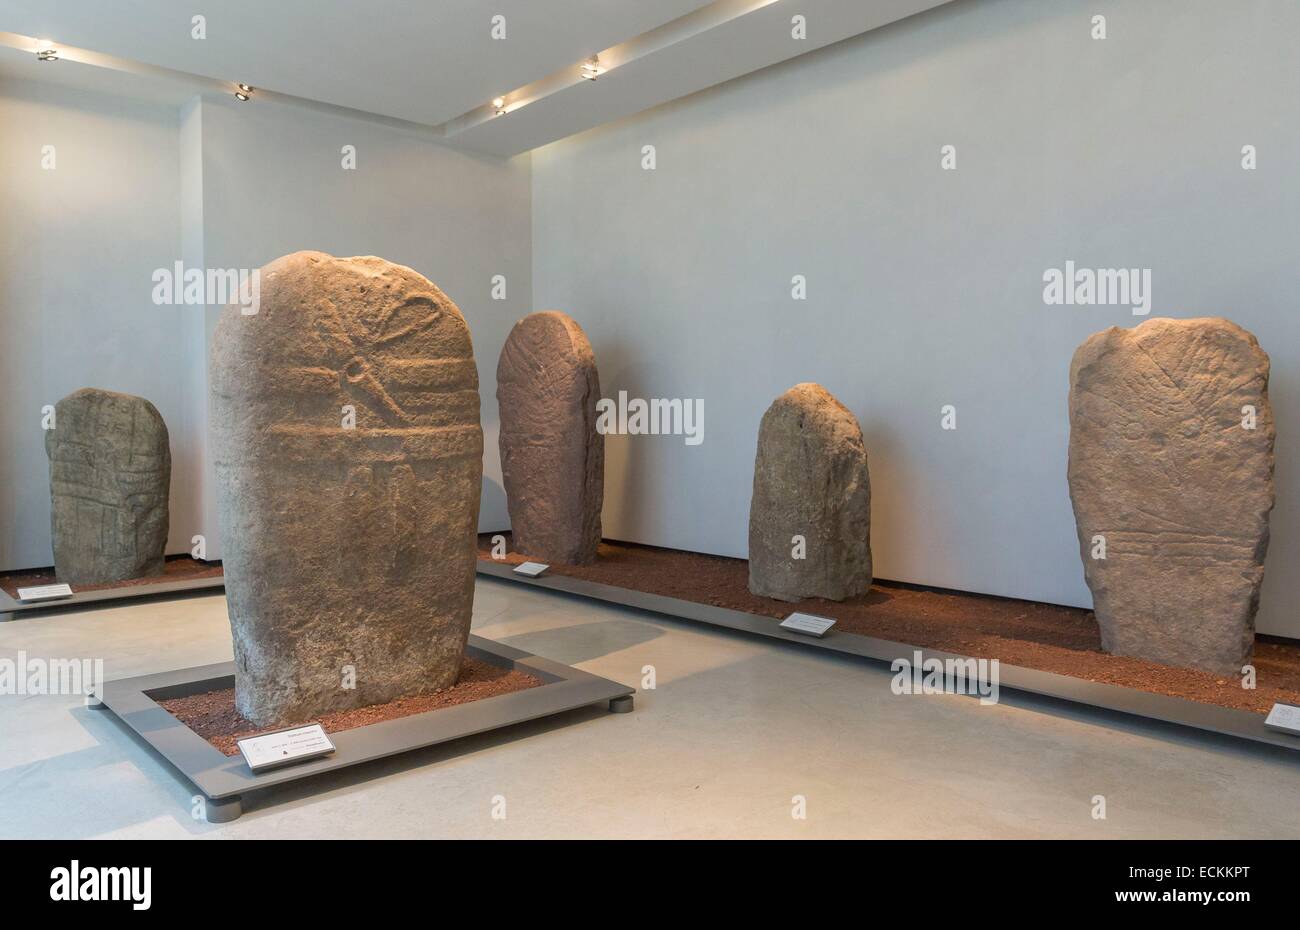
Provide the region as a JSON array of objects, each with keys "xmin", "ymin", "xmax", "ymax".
[
  {"xmin": 98, "ymin": 634, "xmax": 635, "ymax": 822},
  {"xmin": 1, "ymin": 572, "xmax": 225, "ymax": 620},
  {"xmin": 476, "ymin": 558, "xmax": 1300, "ymax": 754}
]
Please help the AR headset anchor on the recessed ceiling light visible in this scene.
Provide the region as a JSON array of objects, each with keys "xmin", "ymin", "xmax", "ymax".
[
  {"xmin": 36, "ymin": 41, "xmax": 58, "ymax": 62},
  {"xmin": 234, "ymin": 84, "xmax": 253, "ymax": 101},
  {"xmin": 580, "ymin": 56, "xmax": 604, "ymax": 80},
  {"xmin": 234, "ymin": 91, "xmax": 250, "ymax": 101},
  {"xmin": 492, "ymin": 97, "xmax": 506, "ymax": 116},
  {"xmin": 238, "ymin": 83, "xmax": 252, "ymax": 92}
]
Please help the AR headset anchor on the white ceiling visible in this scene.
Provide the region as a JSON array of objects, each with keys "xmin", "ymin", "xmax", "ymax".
[
  {"xmin": 0, "ymin": 40, "xmax": 195, "ymax": 106},
  {"xmin": 454, "ymin": 0, "xmax": 956, "ymax": 155},
  {"xmin": 0, "ymin": 0, "xmax": 715, "ymax": 125},
  {"xmin": 0, "ymin": 0, "xmax": 957, "ymax": 156}
]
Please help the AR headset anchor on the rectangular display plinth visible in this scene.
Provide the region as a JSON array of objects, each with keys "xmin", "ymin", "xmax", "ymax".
[
  {"xmin": 1, "ymin": 564, "xmax": 224, "ymax": 619},
  {"xmin": 96, "ymin": 634, "xmax": 634, "ymax": 821},
  {"xmin": 476, "ymin": 558, "xmax": 1300, "ymax": 755}
]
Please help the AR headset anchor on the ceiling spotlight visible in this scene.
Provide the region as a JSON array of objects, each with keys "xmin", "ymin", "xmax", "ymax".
[
  {"xmin": 492, "ymin": 97, "xmax": 506, "ymax": 116},
  {"xmin": 238, "ymin": 83, "xmax": 252, "ymax": 92},
  {"xmin": 36, "ymin": 41, "xmax": 58, "ymax": 62},
  {"xmin": 580, "ymin": 56, "xmax": 604, "ymax": 81},
  {"xmin": 234, "ymin": 84, "xmax": 252, "ymax": 101}
]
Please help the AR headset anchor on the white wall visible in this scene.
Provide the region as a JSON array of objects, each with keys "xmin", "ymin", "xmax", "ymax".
[
  {"xmin": 0, "ymin": 84, "xmax": 531, "ymax": 570},
  {"xmin": 6, "ymin": 0, "xmax": 1298, "ymax": 638},
  {"xmin": 194, "ymin": 96, "xmax": 532, "ymax": 556},
  {"xmin": 531, "ymin": 0, "xmax": 1300, "ymax": 635},
  {"xmin": 0, "ymin": 77, "xmax": 204, "ymax": 569}
]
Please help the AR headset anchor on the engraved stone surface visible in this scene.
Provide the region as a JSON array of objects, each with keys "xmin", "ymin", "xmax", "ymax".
[
  {"xmin": 44, "ymin": 388, "xmax": 171, "ymax": 585},
  {"xmin": 211, "ymin": 251, "xmax": 483, "ymax": 726},
  {"xmin": 1068, "ymin": 317, "xmax": 1275, "ymax": 674},
  {"xmin": 496, "ymin": 311, "xmax": 603, "ymax": 564},
  {"xmin": 748, "ymin": 383, "xmax": 871, "ymax": 602}
]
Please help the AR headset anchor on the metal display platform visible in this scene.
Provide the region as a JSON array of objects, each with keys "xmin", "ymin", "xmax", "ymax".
[
  {"xmin": 476, "ymin": 558, "xmax": 1300, "ymax": 755},
  {"xmin": 1, "ymin": 573, "xmax": 225, "ymax": 620},
  {"xmin": 96, "ymin": 634, "xmax": 635, "ymax": 822}
]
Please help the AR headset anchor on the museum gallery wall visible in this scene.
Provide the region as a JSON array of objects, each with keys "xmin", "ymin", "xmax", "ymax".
[
  {"xmin": 0, "ymin": 81, "xmax": 532, "ymax": 576},
  {"xmin": 531, "ymin": 0, "xmax": 1300, "ymax": 638},
  {"xmin": 2, "ymin": 0, "xmax": 1298, "ymax": 713}
]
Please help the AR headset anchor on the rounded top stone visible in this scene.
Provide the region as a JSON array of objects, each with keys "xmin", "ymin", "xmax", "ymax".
[
  {"xmin": 762, "ymin": 382, "xmax": 864, "ymax": 448},
  {"xmin": 255, "ymin": 250, "xmax": 472, "ymax": 355},
  {"xmin": 498, "ymin": 311, "xmax": 594, "ymax": 368},
  {"xmin": 46, "ymin": 388, "xmax": 169, "ymax": 462},
  {"xmin": 496, "ymin": 310, "xmax": 597, "ymax": 397},
  {"xmin": 54, "ymin": 387, "xmax": 166, "ymax": 424},
  {"xmin": 1070, "ymin": 316, "xmax": 1268, "ymax": 386},
  {"xmin": 211, "ymin": 250, "xmax": 478, "ymax": 433}
]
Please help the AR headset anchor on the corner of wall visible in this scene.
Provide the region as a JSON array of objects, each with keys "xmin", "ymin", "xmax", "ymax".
[{"xmin": 179, "ymin": 95, "xmax": 220, "ymax": 562}]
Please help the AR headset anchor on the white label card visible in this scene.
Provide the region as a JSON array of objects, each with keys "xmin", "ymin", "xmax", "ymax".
[
  {"xmin": 780, "ymin": 612, "xmax": 836, "ymax": 638},
  {"xmin": 16, "ymin": 583, "xmax": 74, "ymax": 602},
  {"xmin": 1264, "ymin": 702, "xmax": 1300, "ymax": 736},
  {"xmin": 514, "ymin": 561, "xmax": 549, "ymax": 577},
  {"xmin": 238, "ymin": 723, "xmax": 336, "ymax": 772}
]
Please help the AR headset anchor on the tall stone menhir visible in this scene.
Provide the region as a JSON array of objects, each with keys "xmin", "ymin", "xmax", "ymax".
[
  {"xmin": 496, "ymin": 311, "xmax": 604, "ymax": 564},
  {"xmin": 45, "ymin": 388, "xmax": 171, "ymax": 585},
  {"xmin": 1068, "ymin": 317, "xmax": 1274, "ymax": 675},
  {"xmin": 211, "ymin": 251, "xmax": 483, "ymax": 727},
  {"xmin": 748, "ymin": 383, "xmax": 871, "ymax": 602}
]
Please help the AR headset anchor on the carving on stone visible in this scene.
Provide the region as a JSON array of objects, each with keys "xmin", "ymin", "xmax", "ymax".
[
  {"xmin": 496, "ymin": 311, "xmax": 603, "ymax": 564},
  {"xmin": 748, "ymin": 383, "xmax": 871, "ymax": 602},
  {"xmin": 44, "ymin": 388, "xmax": 171, "ymax": 586},
  {"xmin": 211, "ymin": 251, "xmax": 483, "ymax": 726},
  {"xmin": 1068, "ymin": 317, "xmax": 1274, "ymax": 674}
]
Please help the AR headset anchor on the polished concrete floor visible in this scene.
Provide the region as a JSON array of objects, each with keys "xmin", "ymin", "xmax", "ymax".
[{"xmin": 2, "ymin": 577, "xmax": 1299, "ymax": 839}]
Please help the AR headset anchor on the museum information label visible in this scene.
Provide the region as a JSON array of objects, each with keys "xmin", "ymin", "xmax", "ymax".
[
  {"xmin": 514, "ymin": 561, "xmax": 550, "ymax": 577},
  {"xmin": 16, "ymin": 583, "xmax": 74, "ymax": 602},
  {"xmin": 238, "ymin": 723, "xmax": 336, "ymax": 772},
  {"xmin": 780, "ymin": 612, "xmax": 836, "ymax": 638},
  {"xmin": 1265, "ymin": 702, "xmax": 1300, "ymax": 736}
]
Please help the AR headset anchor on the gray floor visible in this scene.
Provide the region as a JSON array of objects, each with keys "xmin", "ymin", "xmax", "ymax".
[{"xmin": 2, "ymin": 578, "xmax": 1298, "ymax": 839}]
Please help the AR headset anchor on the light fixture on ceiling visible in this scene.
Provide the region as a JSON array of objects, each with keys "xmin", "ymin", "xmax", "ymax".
[
  {"xmin": 35, "ymin": 40, "xmax": 58, "ymax": 62},
  {"xmin": 492, "ymin": 97, "xmax": 507, "ymax": 116},
  {"xmin": 579, "ymin": 55, "xmax": 604, "ymax": 81},
  {"xmin": 234, "ymin": 83, "xmax": 252, "ymax": 101}
]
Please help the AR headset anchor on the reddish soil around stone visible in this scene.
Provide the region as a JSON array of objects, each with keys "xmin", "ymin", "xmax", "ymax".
[
  {"xmin": 479, "ymin": 533, "xmax": 1300, "ymax": 716},
  {"xmin": 1, "ymin": 554, "xmax": 223, "ymax": 599},
  {"xmin": 159, "ymin": 657, "xmax": 543, "ymax": 756}
]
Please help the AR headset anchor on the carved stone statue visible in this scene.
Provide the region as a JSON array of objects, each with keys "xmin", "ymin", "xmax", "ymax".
[
  {"xmin": 496, "ymin": 311, "xmax": 603, "ymax": 564},
  {"xmin": 1068, "ymin": 317, "xmax": 1274, "ymax": 674},
  {"xmin": 748, "ymin": 383, "xmax": 871, "ymax": 602},
  {"xmin": 45, "ymin": 388, "xmax": 171, "ymax": 585},
  {"xmin": 211, "ymin": 251, "xmax": 483, "ymax": 726}
]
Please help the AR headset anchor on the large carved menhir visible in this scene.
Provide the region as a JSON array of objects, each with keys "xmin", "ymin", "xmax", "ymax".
[
  {"xmin": 748, "ymin": 383, "xmax": 871, "ymax": 602},
  {"xmin": 496, "ymin": 311, "xmax": 603, "ymax": 564},
  {"xmin": 45, "ymin": 388, "xmax": 171, "ymax": 585},
  {"xmin": 1068, "ymin": 317, "xmax": 1274, "ymax": 674},
  {"xmin": 211, "ymin": 251, "xmax": 483, "ymax": 727}
]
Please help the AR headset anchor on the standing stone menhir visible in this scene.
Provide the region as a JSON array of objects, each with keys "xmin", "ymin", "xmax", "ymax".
[
  {"xmin": 211, "ymin": 251, "xmax": 484, "ymax": 727},
  {"xmin": 496, "ymin": 310, "xmax": 603, "ymax": 564},
  {"xmin": 748, "ymin": 383, "xmax": 871, "ymax": 602},
  {"xmin": 45, "ymin": 387, "xmax": 171, "ymax": 586},
  {"xmin": 1068, "ymin": 317, "xmax": 1274, "ymax": 675}
]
